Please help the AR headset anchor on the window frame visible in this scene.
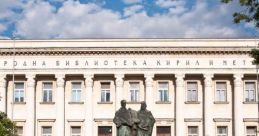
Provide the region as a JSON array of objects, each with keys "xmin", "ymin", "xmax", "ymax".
[
  {"xmin": 186, "ymin": 81, "xmax": 198, "ymax": 102},
  {"xmin": 71, "ymin": 81, "xmax": 82, "ymax": 102},
  {"xmin": 42, "ymin": 82, "xmax": 53, "ymax": 102},
  {"xmin": 129, "ymin": 81, "xmax": 140, "ymax": 102},
  {"xmin": 14, "ymin": 82, "xmax": 25, "ymax": 103},
  {"xmin": 216, "ymin": 126, "xmax": 228, "ymax": 136},
  {"xmin": 158, "ymin": 81, "xmax": 169, "ymax": 102},
  {"xmin": 215, "ymin": 81, "xmax": 227, "ymax": 102},
  {"xmin": 246, "ymin": 126, "xmax": 257, "ymax": 136},
  {"xmin": 100, "ymin": 82, "xmax": 111, "ymax": 102},
  {"xmin": 244, "ymin": 81, "xmax": 257, "ymax": 102},
  {"xmin": 16, "ymin": 126, "xmax": 23, "ymax": 136},
  {"xmin": 71, "ymin": 126, "xmax": 81, "ymax": 136},
  {"xmin": 42, "ymin": 126, "xmax": 52, "ymax": 136},
  {"xmin": 187, "ymin": 126, "xmax": 199, "ymax": 136}
]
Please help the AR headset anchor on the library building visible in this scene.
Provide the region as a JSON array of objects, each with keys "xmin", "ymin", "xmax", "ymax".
[{"xmin": 0, "ymin": 39, "xmax": 258, "ymax": 136}]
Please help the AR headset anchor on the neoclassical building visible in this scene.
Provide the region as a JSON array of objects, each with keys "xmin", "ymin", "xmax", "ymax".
[{"xmin": 0, "ymin": 39, "xmax": 258, "ymax": 136}]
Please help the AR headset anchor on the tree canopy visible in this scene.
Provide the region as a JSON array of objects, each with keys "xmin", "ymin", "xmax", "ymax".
[{"xmin": 0, "ymin": 112, "xmax": 17, "ymax": 136}]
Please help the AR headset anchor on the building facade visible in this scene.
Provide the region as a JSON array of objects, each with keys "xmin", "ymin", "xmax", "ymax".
[{"xmin": 0, "ymin": 39, "xmax": 258, "ymax": 136}]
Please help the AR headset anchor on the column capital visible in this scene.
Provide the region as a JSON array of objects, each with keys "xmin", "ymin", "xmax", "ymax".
[
  {"xmin": 175, "ymin": 73, "xmax": 185, "ymax": 87},
  {"xmin": 0, "ymin": 74, "xmax": 6, "ymax": 88},
  {"xmin": 234, "ymin": 73, "xmax": 243, "ymax": 87},
  {"xmin": 115, "ymin": 74, "xmax": 124, "ymax": 87},
  {"xmin": 84, "ymin": 74, "xmax": 94, "ymax": 87},
  {"xmin": 55, "ymin": 74, "xmax": 65, "ymax": 87},
  {"xmin": 203, "ymin": 73, "xmax": 214, "ymax": 87},
  {"xmin": 144, "ymin": 73, "xmax": 154, "ymax": 87},
  {"xmin": 26, "ymin": 74, "xmax": 36, "ymax": 87}
]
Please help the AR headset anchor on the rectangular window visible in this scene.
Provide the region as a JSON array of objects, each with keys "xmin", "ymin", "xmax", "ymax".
[
  {"xmin": 217, "ymin": 126, "xmax": 227, "ymax": 136},
  {"xmin": 157, "ymin": 126, "xmax": 171, "ymax": 136},
  {"xmin": 246, "ymin": 126, "xmax": 257, "ymax": 136},
  {"xmin": 245, "ymin": 82, "xmax": 256, "ymax": 102},
  {"xmin": 14, "ymin": 83, "xmax": 24, "ymax": 102},
  {"xmin": 129, "ymin": 82, "xmax": 140, "ymax": 102},
  {"xmin": 187, "ymin": 82, "xmax": 198, "ymax": 102},
  {"xmin": 17, "ymin": 126, "xmax": 23, "ymax": 136},
  {"xmin": 72, "ymin": 82, "xmax": 81, "ymax": 102},
  {"xmin": 188, "ymin": 126, "xmax": 198, "ymax": 136},
  {"xmin": 216, "ymin": 82, "xmax": 227, "ymax": 102},
  {"xmin": 98, "ymin": 126, "xmax": 112, "ymax": 136},
  {"xmin": 71, "ymin": 126, "xmax": 81, "ymax": 136},
  {"xmin": 42, "ymin": 126, "xmax": 52, "ymax": 136},
  {"xmin": 101, "ymin": 82, "xmax": 111, "ymax": 102},
  {"xmin": 158, "ymin": 82, "xmax": 169, "ymax": 102},
  {"xmin": 43, "ymin": 82, "xmax": 53, "ymax": 102}
]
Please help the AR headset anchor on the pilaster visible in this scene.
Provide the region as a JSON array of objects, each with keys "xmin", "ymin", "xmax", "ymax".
[
  {"xmin": 144, "ymin": 73, "xmax": 154, "ymax": 110},
  {"xmin": 0, "ymin": 74, "xmax": 6, "ymax": 113},
  {"xmin": 115, "ymin": 74, "xmax": 124, "ymax": 110}
]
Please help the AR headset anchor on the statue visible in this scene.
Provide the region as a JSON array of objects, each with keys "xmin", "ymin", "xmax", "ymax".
[
  {"xmin": 113, "ymin": 100, "xmax": 133, "ymax": 136},
  {"xmin": 113, "ymin": 100, "xmax": 155, "ymax": 136},
  {"xmin": 136, "ymin": 101, "xmax": 155, "ymax": 136}
]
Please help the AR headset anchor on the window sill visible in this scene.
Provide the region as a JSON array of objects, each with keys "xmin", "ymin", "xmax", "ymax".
[
  {"xmin": 12, "ymin": 102, "xmax": 26, "ymax": 104},
  {"xmin": 97, "ymin": 102, "xmax": 113, "ymax": 104},
  {"xmin": 214, "ymin": 101, "xmax": 229, "ymax": 104},
  {"xmin": 185, "ymin": 101, "xmax": 200, "ymax": 104},
  {"xmin": 156, "ymin": 101, "xmax": 171, "ymax": 104},
  {"xmin": 68, "ymin": 101, "xmax": 84, "ymax": 104},
  {"xmin": 40, "ymin": 102, "xmax": 55, "ymax": 105},
  {"xmin": 243, "ymin": 101, "xmax": 258, "ymax": 104},
  {"xmin": 127, "ymin": 101, "xmax": 141, "ymax": 104}
]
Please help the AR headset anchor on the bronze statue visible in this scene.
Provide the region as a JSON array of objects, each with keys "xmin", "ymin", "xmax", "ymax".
[{"xmin": 113, "ymin": 100, "xmax": 155, "ymax": 136}]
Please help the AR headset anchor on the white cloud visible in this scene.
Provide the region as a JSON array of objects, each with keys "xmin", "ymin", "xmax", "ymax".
[
  {"xmin": 13, "ymin": 0, "xmax": 248, "ymax": 38},
  {"xmin": 123, "ymin": 5, "xmax": 143, "ymax": 17},
  {"xmin": 122, "ymin": 0, "xmax": 142, "ymax": 4},
  {"xmin": 156, "ymin": 0, "xmax": 184, "ymax": 8}
]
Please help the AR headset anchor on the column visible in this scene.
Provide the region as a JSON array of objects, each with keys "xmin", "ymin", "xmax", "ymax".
[
  {"xmin": 144, "ymin": 73, "xmax": 154, "ymax": 111},
  {"xmin": 25, "ymin": 74, "xmax": 36, "ymax": 136},
  {"xmin": 84, "ymin": 74, "xmax": 94, "ymax": 136},
  {"xmin": 175, "ymin": 73, "xmax": 185, "ymax": 136},
  {"xmin": 0, "ymin": 74, "xmax": 6, "ymax": 113},
  {"xmin": 115, "ymin": 74, "xmax": 124, "ymax": 110},
  {"xmin": 204, "ymin": 74, "xmax": 214, "ymax": 136},
  {"xmin": 55, "ymin": 74, "xmax": 65, "ymax": 136},
  {"xmin": 234, "ymin": 73, "xmax": 244, "ymax": 136}
]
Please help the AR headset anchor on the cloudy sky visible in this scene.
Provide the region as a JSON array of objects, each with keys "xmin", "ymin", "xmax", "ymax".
[{"xmin": 0, "ymin": 0, "xmax": 257, "ymax": 39}]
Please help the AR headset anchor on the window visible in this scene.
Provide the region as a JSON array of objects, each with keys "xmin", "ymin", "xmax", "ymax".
[
  {"xmin": 158, "ymin": 82, "xmax": 169, "ymax": 102},
  {"xmin": 129, "ymin": 82, "xmax": 140, "ymax": 102},
  {"xmin": 72, "ymin": 82, "xmax": 81, "ymax": 102},
  {"xmin": 188, "ymin": 126, "xmax": 198, "ymax": 136},
  {"xmin": 17, "ymin": 126, "xmax": 23, "ymax": 136},
  {"xmin": 187, "ymin": 82, "xmax": 198, "ymax": 102},
  {"xmin": 98, "ymin": 126, "xmax": 112, "ymax": 136},
  {"xmin": 71, "ymin": 126, "xmax": 81, "ymax": 136},
  {"xmin": 245, "ymin": 82, "xmax": 256, "ymax": 102},
  {"xmin": 246, "ymin": 126, "xmax": 257, "ymax": 136},
  {"xmin": 14, "ymin": 83, "xmax": 24, "ymax": 102},
  {"xmin": 216, "ymin": 82, "xmax": 227, "ymax": 102},
  {"xmin": 43, "ymin": 82, "xmax": 53, "ymax": 102},
  {"xmin": 42, "ymin": 127, "xmax": 52, "ymax": 136},
  {"xmin": 157, "ymin": 126, "xmax": 171, "ymax": 136},
  {"xmin": 217, "ymin": 126, "xmax": 227, "ymax": 136},
  {"xmin": 101, "ymin": 82, "xmax": 111, "ymax": 102}
]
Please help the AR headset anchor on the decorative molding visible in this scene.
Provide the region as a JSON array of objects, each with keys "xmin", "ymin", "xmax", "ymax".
[
  {"xmin": 185, "ymin": 101, "xmax": 200, "ymax": 104},
  {"xmin": 94, "ymin": 118, "xmax": 113, "ymax": 122},
  {"xmin": 115, "ymin": 74, "xmax": 124, "ymax": 87},
  {"xmin": 155, "ymin": 101, "xmax": 172, "ymax": 104},
  {"xmin": 184, "ymin": 118, "xmax": 202, "ymax": 122},
  {"xmin": 84, "ymin": 74, "xmax": 94, "ymax": 87},
  {"xmin": 26, "ymin": 74, "xmax": 36, "ymax": 87},
  {"xmin": 243, "ymin": 118, "xmax": 259, "ymax": 122},
  {"xmin": 155, "ymin": 118, "xmax": 175, "ymax": 122},
  {"xmin": 68, "ymin": 101, "xmax": 84, "ymax": 104},
  {"xmin": 0, "ymin": 74, "xmax": 6, "ymax": 88},
  {"xmin": 203, "ymin": 73, "xmax": 213, "ymax": 87},
  {"xmin": 213, "ymin": 118, "xmax": 231, "ymax": 122},
  {"xmin": 214, "ymin": 101, "xmax": 230, "ymax": 104},
  {"xmin": 97, "ymin": 102, "xmax": 113, "ymax": 104},
  {"xmin": 55, "ymin": 74, "xmax": 65, "ymax": 87},
  {"xmin": 67, "ymin": 119, "xmax": 85, "ymax": 122},
  {"xmin": 39, "ymin": 102, "xmax": 55, "ymax": 105},
  {"xmin": 243, "ymin": 101, "xmax": 258, "ymax": 104},
  {"xmin": 13, "ymin": 119, "xmax": 26, "ymax": 122},
  {"xmin": 144, "ymin": 73, "xmax": 154, "ymax": 87},
  {"xmin": 37, "ymin": 119, "xmax": 56, "ymax": 122}
]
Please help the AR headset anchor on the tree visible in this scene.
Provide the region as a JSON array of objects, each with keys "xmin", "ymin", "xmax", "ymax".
[
  {"xmin": 0, "ymin": 112, "xmax": 17, "ymax": 136},
  {"xmin": 221, "ymin": 0, "xmax": 259, "ymax": 65}
]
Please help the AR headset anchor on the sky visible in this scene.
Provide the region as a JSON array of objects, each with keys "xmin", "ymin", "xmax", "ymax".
[{"xmin": 0, "ymin": 0, "xmax": 258, "ymax": 39}]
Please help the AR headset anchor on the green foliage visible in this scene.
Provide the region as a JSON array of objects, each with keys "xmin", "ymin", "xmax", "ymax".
[
  {"xmin": 250, "ymin": 49, "xmax": 259, "ymax": 65},
  {"xmin": 0, "ymin": 112, "xmax": 17, "ymax": 136},
  {"xmin": 221, "ymin": 0, "xmax": 259, "ymax": 27}
]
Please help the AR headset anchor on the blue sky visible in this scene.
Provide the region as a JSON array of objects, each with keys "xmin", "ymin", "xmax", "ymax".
[{"xmin": 0, "ymin": 0, "xmax": 257, "ymax": 39}]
